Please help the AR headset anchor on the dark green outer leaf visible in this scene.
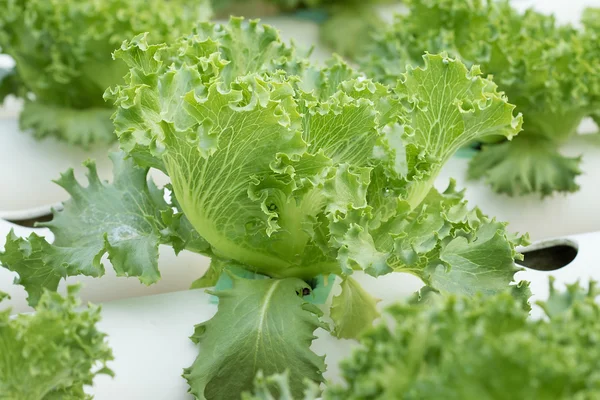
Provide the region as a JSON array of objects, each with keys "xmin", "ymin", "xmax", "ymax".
[
  {"xmin": 184, "ymin": 275, "xmax": 326, "ymax": 400},
  {"xmin": 0, "ymin": 152, "xmax": 209, "ymax": 307}
]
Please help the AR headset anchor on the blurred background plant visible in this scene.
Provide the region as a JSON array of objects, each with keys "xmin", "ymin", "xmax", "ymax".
[
  {"xmin": 359, "ymin": 0, "xmax": 600, "ymax": 197},
  {"xmin": 0, "ymin": 0, "xmax": 212, "ymax": 146}
]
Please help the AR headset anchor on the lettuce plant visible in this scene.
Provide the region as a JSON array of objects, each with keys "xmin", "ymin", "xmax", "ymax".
[
  {"xmin": 247, "ymin": 278, "xmax": 600, "ymax": 399},
  {"xmin": 360, "ymin": 0, "xmax": 600, "ymax": 196},
  {"xmin": 1, "ymin": 19, "xmax": 530, "ymax": 399},
  {"xmin": 0, "ymin": 286, "xmax": 112, "ymax": 399},
  {"xmin": 0, "ymin": 0, "xmax": 211, "ymax": 146}
]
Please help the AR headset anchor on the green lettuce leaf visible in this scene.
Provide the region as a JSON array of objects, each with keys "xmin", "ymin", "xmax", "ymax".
[
  {"xmin": 106, "ymin": 17, "xmax": 305, "ymax": 170},
  {"xmin": 109, "ymin": 26, "xmax": 523, "ymax": 293},
  {"xmin": 0, "ymin": 0, "xmax": 211, "ymax": 145},
  {"xmin": 431, "ymin": 221, "xmax": 529, "ymax": 298},
  {"xmin": 244, "ymin": 278, "xmax": 598, "ymax": 399},
  {"xmin": 394, "ymin": 53, "xmax": 523, "ymax": 208},
  {"xmin": 330, "ymin": 276, "xmax": 380, "ymax": 339},
  {"xmin": 0, "ymin": 231, "xmax": 66, "ymax": 308},
  {"xmin": 583, "ymin": 7, "xmax": 600, "ymax": 31},
  {"xmin": 108, "ymin": 20, "xmax": 377, "ymax": 280},
  {"xmin": 0, "ymin": 152, "xmax": 209, "ymax": 306},
  {"xmin": 107, "ymin": 26, "xmax": 528, "ymax": 391},
  {"xmin": 0, "ymin": 285, "xmax": 112, "ymax": 399},
  {"xmin": 190, "ymin": 258, "xmax": 233, "ymax": 290},
  {"xmin": 583, "ymin": 8, "xmax": 600, "ymax": 131},
  {"xmin": 382, "ymin": 181, "xmax": 529, "ymax": 300},
  {"xmin": 190, "ymin": 264, "xmax": 222, "ymax": 290},
  {"xmin": 184, "ymin": 275, "xmax": 326, "ymax": 400},
  {"xmin": 537, "ymin": 276, "xmax": 600, "ymax": 318}
]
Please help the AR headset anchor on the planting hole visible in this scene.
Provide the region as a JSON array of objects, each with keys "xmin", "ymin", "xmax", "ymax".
[
  {"xmin": 520, "ymin": 240, "xmax": 578, "ymax": 271},
  {"xmin": 6, "ymin": 213, "xmax": 53, "ymax": 228}
]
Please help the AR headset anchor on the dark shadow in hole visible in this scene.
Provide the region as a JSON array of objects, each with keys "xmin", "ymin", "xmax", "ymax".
[
  {"xmin": 520, "ymin": 243, "xmax": 578, "ymax": 271},
  {"xmin": 6, "ymin": 213, "xmax": 53, "ymax": 228}
]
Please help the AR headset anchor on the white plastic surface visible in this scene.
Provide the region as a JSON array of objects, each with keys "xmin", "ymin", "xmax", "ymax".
[{"xmin": 87, "ymin": 230, "xmax": 597, "ymax": 400}]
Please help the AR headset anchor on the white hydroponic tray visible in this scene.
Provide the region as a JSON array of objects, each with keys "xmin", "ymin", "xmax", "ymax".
[{"xmin": 84, "ymin": 230, "xmax": 596, "ymax": 400}]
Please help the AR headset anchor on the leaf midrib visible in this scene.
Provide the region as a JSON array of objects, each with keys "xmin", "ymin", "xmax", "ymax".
[{"xmin": 253, "ymin": 280, "xmax": 280, "ymax": 371}]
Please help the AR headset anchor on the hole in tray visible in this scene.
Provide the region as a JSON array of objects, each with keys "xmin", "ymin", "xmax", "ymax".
[
  {"xmin": 520, "ymin": 240, "xmax": 578, "ymax": 271},
  {"xmin": 6, "ymin": 213, "xmax": 53, "ymax": 228}
]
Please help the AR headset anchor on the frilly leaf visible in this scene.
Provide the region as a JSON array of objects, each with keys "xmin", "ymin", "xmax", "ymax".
[
  {"xmin": 108, "ymin": 19, "xmax": 527, "ymax": 315},
  {"xmin": 0, "ymin": 285, "xmax": 113, "ymax": 399},
  {"xmin": 194, "ymin": 17, "xmax": 307, "ymax": 85},
  {"xmin": 0, "ymin": 152, "xmax": 209, "ymax": 306},
  {"xmin": 0, "ymin": 231, "xmax": 67, "ymax": 307},
  {"xmin": 330, "ymin": 177, "xmax": 528, "ymax": 302},
  {"xmin": 432, "ymin": 220, "xmax": 530, "ymax": 299},
  {"xmin": 538, "ymin": 276, "xmax": 600, "ymax": 318},
  {"xmin": 396, "ymin": 53, "xmax": 523, "ymax": 208},
  {"xmin": 190, "ymin": 258, "xmax": 227, "ymax": 290}
]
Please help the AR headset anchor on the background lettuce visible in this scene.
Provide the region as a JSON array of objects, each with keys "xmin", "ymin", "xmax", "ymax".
[
  {"xmin": 0, "ymin": 0, "xmax": 211, "ymax": 146},
  {"xmin": 360, "ymin": 0, "xmax": 600, "ymax": 196},
  {"xmin": 0, "ymin": 286, "xmax": 112, "ymax": 399}
]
